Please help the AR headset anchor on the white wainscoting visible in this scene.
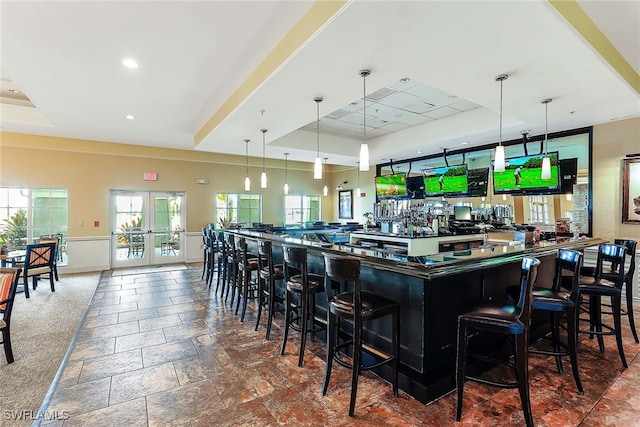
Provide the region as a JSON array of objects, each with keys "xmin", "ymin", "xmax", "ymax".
[{"xmin": 58, "ymin": 232, "xmax": 204, "ymax": 274}]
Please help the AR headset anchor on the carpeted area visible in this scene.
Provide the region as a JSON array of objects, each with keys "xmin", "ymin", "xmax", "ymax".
[{"xmin": 0, "ymin": 273, "xmax": 100, "ymax": 427}]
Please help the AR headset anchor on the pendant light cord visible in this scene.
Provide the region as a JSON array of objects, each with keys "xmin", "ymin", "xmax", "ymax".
[
  {"xmin": 262, "ymin": 130, "xmax": 266, "ymax": 171},
  {"xmin": 245, "ymin": 139, "xmax": 249, "ymax": 175},
  {"xmin": 316, "ymin": 101, "xmax": 320, "ymax": 157},
  {"xmin": 363, "ymin": 73, "xmax": 367, "ymax": 145},
  {"xmin": 499, "ymin": 79, "xmax": 503, "ymax": 145},
  {"xmin": 541, "ymin": 98, "xmax": 552, "ymax": 155}
]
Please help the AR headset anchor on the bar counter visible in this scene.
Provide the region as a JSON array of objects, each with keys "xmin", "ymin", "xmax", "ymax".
[{"xmin": 229, "ymin": 229, "xmax": 604, "ymax": 403}]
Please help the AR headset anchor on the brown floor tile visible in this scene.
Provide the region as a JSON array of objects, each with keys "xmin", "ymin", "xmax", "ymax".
[{"xmin": 37, "ymin": 266, "xmax": 640, "ymax": 427}]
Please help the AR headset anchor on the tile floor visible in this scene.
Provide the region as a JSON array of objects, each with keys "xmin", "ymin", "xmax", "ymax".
[{"xmin": 40, "ymin": 264, "xmax": 640, "ymax": 426}]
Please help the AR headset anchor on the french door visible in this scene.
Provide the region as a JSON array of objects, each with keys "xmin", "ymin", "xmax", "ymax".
[{"xmin": 110, "ymin": 190, "xmax": 185, "ymax": 268}]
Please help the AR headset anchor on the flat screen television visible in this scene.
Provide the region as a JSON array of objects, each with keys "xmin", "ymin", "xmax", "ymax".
[
  {"xmin": 467, "ymin": 167, "xmax": 489, "ymax": 197},
  {"xmin": 423, "ymin": 164, "xmax": 469, "ymax": 197},
  {"xmin": 375, "ymin": 173, "xmax": 408, "ymax": 199},
  {"xmin": 492, "ymin": 152, "xmax": 560, "ymax": 195},
  {"xmin": 454, "ymin": 205, "xmax": 472, "ymax": 221},
  {"xmin": 406, "ymin": 175, "xmax": 425, "ymax": 199}
]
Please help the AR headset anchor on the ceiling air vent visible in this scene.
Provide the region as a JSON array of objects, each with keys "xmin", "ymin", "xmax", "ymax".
[{"xmin": 367, "ymin": 87, "xmax": 396, "ymax": 101}]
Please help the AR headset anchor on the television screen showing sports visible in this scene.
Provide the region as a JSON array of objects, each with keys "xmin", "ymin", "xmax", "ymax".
[
  {"xmin": 493, "ymin": 152, "xmax": 560, "ymax": 194},
  {"xmin": 423, "ymin": 164, "xmax": 469, "ymax": 196},
  {"xmin": 375, "ymin": 173, "xmax": 408, "ymax": 199}
]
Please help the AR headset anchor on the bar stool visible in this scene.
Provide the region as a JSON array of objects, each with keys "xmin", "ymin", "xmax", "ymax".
[
  {"xmin": 205, "ymin": 229, "xmax": 218, "ymax": 288},
  {"xmin": 322, "ymin": 253, "xmax": 400, "ymax": 417},
  {"xmin": 255, "ymin": 239, "xmax": 284, "ymax": 339},
  {"xmin": 215, "ymin": 231, "xmax": 227, "ymax": 296},
  {"xmin": 221, "ymin": 233, "xmax": 237, "ymax": 303},
  {"xmin": 578, "ymin": 243, "xmax": 628, "ymax": 368},
  {"xmin": 236, "ymin": 237, "xmax": 259, "ymax": 322},
  {"xmin": 280, "ymin": 244, "xmax": 324, "ymax": 367},
  {"xmin": 580, "ymin": 239, "xmax": 637, "ymax": 343},
  {"xmin": 456, "ymin": 257, "xmax": 540, "ymax": 427},
  {"xmin": 506, "ymin": 249, "xmax": 584, "ymax": 393},
  {"xmin": 201, "ymin": 227, "xmax": 208, "ymax": 281}
]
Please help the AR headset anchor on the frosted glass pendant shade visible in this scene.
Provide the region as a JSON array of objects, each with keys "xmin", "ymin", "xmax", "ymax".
[
  {"xmin": 283, "ymin": 183, "xmax": 289, "ymax": 195},
  {"xmin": 323, "ymin": 185, "xmax": 328, "ymax": 197},
  {"xmin": 494, "ymin": 145, "xmax": 505, "ymax": 173},
  {"xmin": 260, "ymin": 172, "xmax": 267, "ymax": 188},
  {"xmin": 314, "ymin": 157, "xmax": 322, "ymax": 179},
  {"xmin": 359, "ymin": 144, "xmax": 369, "ymax": 171},
  {"xmin": 244, "ymin": 176, "xmax": 251, "ymax": 192},
  {"xmin": 541, "ymin": 156, "xmax": 551, "ymax": 180}
]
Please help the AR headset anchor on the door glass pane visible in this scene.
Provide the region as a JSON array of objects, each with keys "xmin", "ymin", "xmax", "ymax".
[
  {"xmin": 114, "ymin": 194, "xmax": 146, "ymax": 260},
  {"xmin": 155, "ymin": 194, "xmax": 182, "ymax": 258}
]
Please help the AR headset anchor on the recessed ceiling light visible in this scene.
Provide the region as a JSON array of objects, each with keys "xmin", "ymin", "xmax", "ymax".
[
  {"xmin": 416, "ymin": 150, "xmax": 422, "ymax": 154},
  {"xmin": 447, "ymin": 95, "xmax": 457, "ymax": 100},
  {"xmin": 122, "ymin": 58, "xmax": 138, "ymax": 69},
  {"xmin": 126, "ymin": 115, "xmax": 135, "ymax": 120},
  {"xmin": 8, "ymin": 89, "xmax": 20, "ymax": 94},
  {"xmin": 399, "ymin": 77, "xmax": 411, "ymax": 83},
  {"xmin": 461, "ymin": 141, "xmax": 469, "ymax": 145}
]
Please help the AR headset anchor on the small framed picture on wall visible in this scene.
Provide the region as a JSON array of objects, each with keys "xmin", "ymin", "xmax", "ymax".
[
  {"xmin": 338, "ymin": 190, "xmax": 353, "ymax": 220},
  {"xmin": 622, "ymin": 157, "xmax": 640, "ymax": 224}
]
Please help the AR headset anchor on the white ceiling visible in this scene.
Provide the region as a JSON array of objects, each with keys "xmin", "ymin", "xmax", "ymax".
[{"xmin": 1, "ymin": 0, "xmax": 638, "ymax": 168}]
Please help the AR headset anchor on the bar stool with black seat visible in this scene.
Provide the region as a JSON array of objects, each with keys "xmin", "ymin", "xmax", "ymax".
[
  {"xmin": 255, "ymin": 239, "xmax": 284, "ymax": 339},
  {"xmin": 222, "ymin": 233, "xmax": 239, "ymax": 304},
  {"xmin": 578, "ymin": 242, "xmax": 628, "ymax": 368},
  {"xmin": 204, "ymin": 228, "xmax": 217, "ymax": 288},
  {"xmin": 506, "ymin": 249, "xmax": 584, "ymax": 393},
  {"xmin": 580, "ymin": 239, "xmax": 637, "ymax": 344},
  {"xmin": 236, "ymin": 237, "xmax": 259, "ymax": 322},
  {"xmin": 201, "ymin": 227, "xmax": 208, "ymax": 281},
  {"xmin": 456, "ymin": 257, "xmax": 540, "ymax": 427},
  {"xmin": 280, "ymin": 244, "xmax": 325, "ymax": 367},
  {"xmin": 322, "ymin": 253, "xmax": 400, "ymax": 417},
  {"xmin": 216, "ymin": 231, "xmax": 228, "ymax": 297}
]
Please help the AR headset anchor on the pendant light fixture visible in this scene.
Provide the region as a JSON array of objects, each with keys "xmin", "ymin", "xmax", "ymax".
[
  {"xmin": 313, "ymin": 97, "xmax": 323, "ymax": 179},
  {"xmin": 283, "ymin": 152, "xmax": 289, "ymax": 195},
  {"xmin": 244, "ymin": 139, "xmax": 251, "ymax": 192},
  {"xmin": 359, "ymin": 69, "xmax": 370, "ymax": 171},
  {"xmin": 356, "ymin": 161, "xmax": 361, "ymax": 197},
  {"xmin": 494, "ymin": 74, "xmax": 508, "ymax": 173},
  {"xmin": 323, "ymin": 157, "xmax": 328, "ymax": 197},
  {"xmin": 540, "ymin": 98, "xmax": 552, "ymax": 180},
  {"xmin": 260, "ymin": 129, "xmax": 268, "ymax": 188}
]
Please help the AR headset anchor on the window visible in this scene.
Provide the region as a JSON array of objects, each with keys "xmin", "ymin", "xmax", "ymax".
[
  {"xmin": 0, "ymin": 187, "xmax": 68, "ymax": 263},
  {"xmin": 528, "ymin": 195, "xmax": 550, "ymax": 224},
  {"xmin": 216, "ymin": 193, "xmax": 261, "ymax": 227},
  {"xmin": 284, "ymin": 196, "xmax": 321, "ymax": 225}
]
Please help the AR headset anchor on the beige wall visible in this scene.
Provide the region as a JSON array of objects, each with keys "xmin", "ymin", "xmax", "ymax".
[
  {"xmin": 592, "ymin": 117, "xmax": 640, "ymax": 243},
  {"xmin": 0, "ymin": 132, "xmax": 335, "ymax": 236},
  {"xmin": 2, "ymin": 117, "xmax": 640, "ymax": 243}
]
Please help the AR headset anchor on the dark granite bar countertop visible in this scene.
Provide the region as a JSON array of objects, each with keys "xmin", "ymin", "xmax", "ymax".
[{"xmin": 227, "ymin": 229, "xmax": 605, "ymax": 281}]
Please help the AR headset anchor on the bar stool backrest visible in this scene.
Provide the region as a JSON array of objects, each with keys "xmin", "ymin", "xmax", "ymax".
[
  {"xmin": 555, "ymin": 249, "xmax": 583, "ymax": 301},
  {"xmin": 282, "ymin": 245, "xmax": 307, "ymax": 283},
  {"xmin": 225, "ymin": 233, "xmax": 237, "ymax": 261},
  {"xmin": 323, "ymin": 254, "xmax": 360, "ymax": 314},
  {"xmin": 237, "ymin": 237, "xmax": 252, "ymax": 267},
  {"xmin": 594, "ymin": 243, "xmax": 627, "ymax": 289},
  {"xmin": 613, "ymin": 239, "xmax": 636, "ymax": 280},
  {"xmin": 513, "ymin": 257, "xmax": 541, "ymax": 324},
  {"xmin": 257, "ymin": 239, "xmax": 274, "ymax": 273}
]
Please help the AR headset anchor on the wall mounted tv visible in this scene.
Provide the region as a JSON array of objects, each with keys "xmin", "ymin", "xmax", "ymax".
[
  {"xmin": 375, "ymin": 173, "xmax": 408, "ymax": 199},
  {"xmin": 423, "ymin": 164, "xmax": 469, "ymax": 197},
  {"xmin": 467, "ymin": 168, "xmax": 489, "ymax": 197},
  {"xmin": 406, "ymin": 175, "xmax": 425, "ymax": 199},
  {"xmin": 492, "ymin": 152, "xmax": 560, "ymax": 195}
]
